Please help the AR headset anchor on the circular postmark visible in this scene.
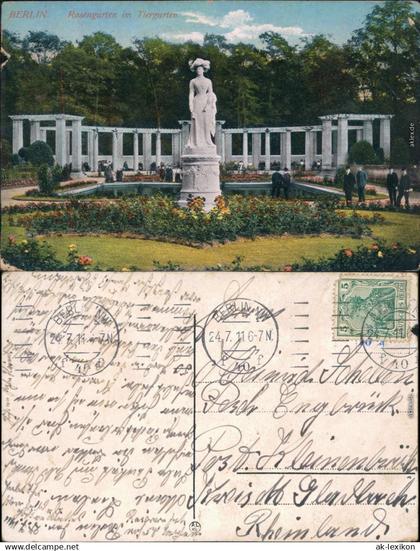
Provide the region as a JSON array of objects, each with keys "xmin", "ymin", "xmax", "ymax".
[
  {"xmin": 361, "ymin": 304, "xmax": 417, "ymax": 373},
  {"xmin": 45, "ymin": 299, "xmax": 120, "ymax": 377},
  {"xmin": 189, "ymin": 520, "xmax": 201, "ymax": 535},
  {"xmin": 202, "ymin": 298, "xmax": 279, "ymax": 375}
]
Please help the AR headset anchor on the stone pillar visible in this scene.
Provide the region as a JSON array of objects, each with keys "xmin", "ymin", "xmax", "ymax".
[
  {"xmin": 264, "ymin": 130, "xmax": 271, "ymax": 171},
  {"xmin": 155, "ymin": 131, "xmax": 161, "ymax": 167},
  {"xmin": 112, "ymin": 130, "xmax": 119, "ymax": 170},
  {"xmin": 66, "ymin": 130, "xmax": 71, "ymax": 162},
  {"xmin": 172, "ymin": 133, "xmax": 181, "ymax": 166},
  {"xmin": 363, "ymin": 120, "xmax": 373, "ymax": 144},
  {"xmin": 215, "ymin": 121, "xmax": 225, "ymax": 158},
  {"xmin": 305, "ymin": 128, "xmax": 314, "ymax": 170},
  {"xmin": 143, "ymin": 132, "xmax": 151, "ymax": 171},
  {"xmin": 30, "ymin": 120, "xmax": 41, "ymax": 143},
  {"xmin": 87, "ymin": 131, "xmax": 94, "ymax": 170},
  {"xmin": 12, "ymin": 119, "xmax": 24, "ymax": 154},
  {"xmin": 379, "ymin": 117, "xmax": 391, "ymax": 160},
  {"xmin": 71, "ymin": 119, "xmax": 82, "ymax": 174},
  {"xmin": 224, "ymin": 133, "xmax": 232, "ymax": 163},
  {"xmin": 179, "ymin": 120, "xmax": 190, "ymax": 155},
  {"xmin": 92, "ymin": 130, "xmax": 99, "ymax": 172},
  {"xmin": 337, "ymin": 116, "xmax": 348, "ymax": 167},
  {"xmin": 133, "ymin": 131, "xmax": 139, "ymax": 171},
  {"xmin": 117, "ymin": 132, "xmax": 123, "ymax": 168},
  {"xmin": 281, "ymin": 130, "xmax": 291, "ymax": 170},
  {"xmin": 356, "ymin": 129, "xmax": 363, "ymax": 142},
  {"xmin": 252, "ymin": 132, "xmax": 261, "ymax": 168},
  {"xmin": 322, "ymin": 120, "xmax": 332, "ymax": 169},
  {"xmin": 39, "ymin": 128, "xmax": 47, "ymax": 143},
  {"xmin": 55, "ymin": 116, "xmax": 67, "ymax": 167},
  {"xmin": 242, "ymin": 130, "xmax": 248, "ymax": 167}
]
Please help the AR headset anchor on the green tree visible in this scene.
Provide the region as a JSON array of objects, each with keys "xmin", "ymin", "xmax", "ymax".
[
  {"xmin": 348, "ymin": 140, "xmax": 378, "ymax": 165},
  {"xmin": 390, "ymin": 137, "xmax": 410, "ymax": 166}
]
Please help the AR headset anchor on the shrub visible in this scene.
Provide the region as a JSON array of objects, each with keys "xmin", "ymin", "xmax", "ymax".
[
  {"xmin": 51, "ymin": 164, "xmax": 63, "ymax": 186},
  {"xmin": 1, "ymin": 138, "xmax": 12, "ymax": 168},
  {"xmin": 348, "ymin": 140, "xmax": 378, "ymax": 165},
  {"xmin": 37, "ymin": 164, "xmax": 56, "ymax": 195},
  {"xmin": 26, "ymin": 140, "xmax": 54, "ymax": 167},
  {"xmin": 18, "ymin": 146, "xmax": 30, "ymax": 162},
  {"xmin": 391, "ymin": 137, "xmax": 410, "ymax": 166},
  {"xmin": 11, "ymin": 153, "xmax": 21, "ymax": 166},
  {"xmin": 291, "ymin": 242, "xmax": 419, "ymax": 271},
  {"xmin": 334, "ymin": 167, "xmax": 346, "ymax": 187},
  {"xmin": 2, "ymin": 236, "xmax": 94, "ymax": 271}
]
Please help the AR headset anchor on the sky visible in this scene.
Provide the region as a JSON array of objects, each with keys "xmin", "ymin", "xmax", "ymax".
[{"xmin": 2, "ymin": 1, "xmax": 420, "ymax": 47}]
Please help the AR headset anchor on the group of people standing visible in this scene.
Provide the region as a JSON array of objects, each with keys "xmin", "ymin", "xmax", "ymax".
[
  {"xmin": 386, "ymin": 167, "xmax": 411, "ymax": 207},
  {"xmin": 271, "ymin": 168, "xmax": 291, "ymax": 198},
  {"xmin": 343, "ymin": 166, "xmax": 412, "ymax": 207}
]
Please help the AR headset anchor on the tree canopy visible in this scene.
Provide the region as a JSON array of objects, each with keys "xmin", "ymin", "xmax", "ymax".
[{"xmin": 1, "ymin": 1, "xmax": 418, "ymax": 161}]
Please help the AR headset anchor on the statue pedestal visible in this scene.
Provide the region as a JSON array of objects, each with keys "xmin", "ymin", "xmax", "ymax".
[{"xmin": 179, "ymin": 151, "xmax": 221, "ymax": 211}]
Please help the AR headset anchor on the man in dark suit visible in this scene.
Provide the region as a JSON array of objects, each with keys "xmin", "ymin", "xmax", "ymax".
[
  {"xmin": 386, "ymin": 168, "xmax": 398, "ymax": 206},
  {"xmin": 343, "ymin": 166, "xmax": 356, "ymax": 206},
  {"xmin": 396, "ymin": 168, "xmax": 411, "ymax": 208},
  {"xmin": 282, "ymin": 167, "xmax": 291, "ymax": 199},
  {"xmin": 271, "ymin": 168, "xmax": 282, "ymax": 198}
]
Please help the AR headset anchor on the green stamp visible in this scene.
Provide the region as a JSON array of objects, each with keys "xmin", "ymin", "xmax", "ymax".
[{"xmin": 336, "ymin": 278, "xmax": 408, "ymax": 339}]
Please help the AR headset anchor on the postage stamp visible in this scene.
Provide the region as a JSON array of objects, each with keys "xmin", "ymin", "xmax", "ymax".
[{"xmin": 335, "ymin": 278, "xmax": 408, "ymax": 339}]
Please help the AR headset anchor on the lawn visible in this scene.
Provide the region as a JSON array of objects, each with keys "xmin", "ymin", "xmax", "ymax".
[{"xmin": 2, "ymin": 210, "xmax": 419, "ymax": 270}]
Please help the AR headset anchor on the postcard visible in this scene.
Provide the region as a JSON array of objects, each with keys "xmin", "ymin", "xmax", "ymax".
[
  {"xmin": 1, "ymin": 0, "xmax": 419, "ymax": 272},
  {"xmin": 2, "ymin": 271, "xmax": 418, "ymax": 541}
]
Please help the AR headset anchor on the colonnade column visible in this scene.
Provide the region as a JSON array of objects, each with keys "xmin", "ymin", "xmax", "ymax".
[
  {"xmin": 264, "ymin": 130, "xmax": 271, "ymax": 171},
  {"xmin": 88, "ymin": 131, "xmax": 94, "ymax": 170},
  {"xmin": 112, "ymin": 129, "xmax": 119, "ymax": 170},
  {"xmin": 252, "ymin": 133, "xmax": 261, "ymax": 168},
  {"xmin": 242, "ymin": 130, "xmax": 248, "ymax": 167},
  {"xmin": 143, "ymin": 132, "xmax": 151, "ymax": 171},
  {"xmin": 224, "ymin": 133, "xmax": 232, "ymax": 163},
  {"xmin": 305, "ymin": 127, "xmax": 314, "ymax": 170},
  {"xmin": 55, "ymin": 116, "xmax": 67, "ymax": 167},
  {"xmin": 30, "ymin": 120, "xmax": 40, "ymax": 143},
  {"xmin": 356, "ymin": 129, "xmax": 363, "ymax": 142},
  {"xmin": 71, "ymin": 119, "xmax": 82, "ymax": 173},
  {"xmin": 215, "ymin": 121, "xmax": 225, "ymax": 160},
  {"xmin": 281, "ymin": 130, "xmax": 291, "ymax": 170},
  {"xmin": 363, "ymin": 120, "xmax": 373, "ymax": 144},
  {"xmin": 133, "ymin": 131, "xmax": 139, "ymax": 171},
  {"xmin": 12, "ymin": 119, "xmax": 24, "ymax": 154},
  {"xmin": 172, "ymin": 133, "xmax": 181, "ymax": 167},
  {"xmin": 156, "ymin": 131, "xmax": 161, "ymax": 167},
  {"xmin": 92, "ymin": 130, "xmax": 98, "ymax": 172},
  {"xmin": 337, "ymin": 116, "xmax": 348, "ymax": 167},
  {"xmin": 321, "ymin": 119, "xmax": 332, "ymax": 169},
  {"xmin": 379, "ymin": 117, "xmax": 391, "ymax": 160},
  {"xmin": 39, "ymin": 128, "xmax": 47, "ymax": 143}
]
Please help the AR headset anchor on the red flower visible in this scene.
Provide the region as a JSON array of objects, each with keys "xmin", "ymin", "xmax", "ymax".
[
  {"xmin": 283, "ymin": 264, "xmax": 293, "ymax": 272},
  {"xmin": 344, "ymin": 248, "xmax": 353, "ymax": 257},
  {"xmin": 8, "ymin": 235, "xmax": 16, "ymax": 244},
  {"xmin": 78, "ymin": 255, "xmax": 93, "ymax": 266},
  {"xmin": 370, "ymin": 243, "xmax": 379, "ymax": 251}
]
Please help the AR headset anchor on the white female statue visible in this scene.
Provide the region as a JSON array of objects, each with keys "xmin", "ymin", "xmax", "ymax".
[
  {"xmin": 179, "ymin": 58, "xmax": 221, "ymax": 210},
  {"xmin": 186, "ymin": 58, "xmax": 217, "ymax": 153}
]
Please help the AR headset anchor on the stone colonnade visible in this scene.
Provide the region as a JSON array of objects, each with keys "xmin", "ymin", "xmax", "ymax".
[{"xmin": 10, "ymin": 113, "xmax": 393, "ymax": 172}]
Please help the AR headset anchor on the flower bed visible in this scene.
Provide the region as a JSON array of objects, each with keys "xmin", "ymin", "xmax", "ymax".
[
  {"xmin": 221, "ymin": 172, "xmax": 270, "ymax": 182},
  {"xmin": 122, "ymin": 174, "xmax": 160, "ymax": 182},
  {"xmin": 19, "ymin": 194, "xmax": 383, "ymax": 244},
  {"xmin": 291, "ymin": 242, "xmax": 419, "ymax": 271},
  {"xmin": 2, "ymin": 237, "xmax": 93, "ymax": 271}
]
